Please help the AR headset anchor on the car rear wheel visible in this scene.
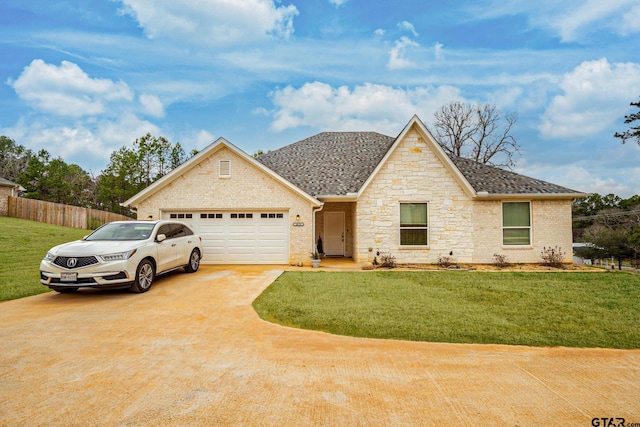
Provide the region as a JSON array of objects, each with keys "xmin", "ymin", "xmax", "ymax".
[
  {"xmin": 130, "ymin": 259, "xmax": 154, "ymax": 293},
  {"xmin": 51, "ymin": 286, "xmax": 78, "ymax": 293},
  {"xmin": 184, "ymin": 249, "xmax": 200, "ymax": 273}
]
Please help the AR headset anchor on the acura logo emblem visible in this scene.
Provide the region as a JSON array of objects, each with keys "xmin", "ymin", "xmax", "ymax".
[{"xmin": 67, "ymin": 258, "xmax": 78, "ymax": 268}]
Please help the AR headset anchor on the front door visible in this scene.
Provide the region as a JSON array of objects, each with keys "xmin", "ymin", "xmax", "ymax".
[{"xmin": 324, "ymin": 212, "xmax": 344, "ymax": 256}]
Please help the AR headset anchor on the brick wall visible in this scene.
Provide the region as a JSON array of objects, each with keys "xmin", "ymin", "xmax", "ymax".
[
  {"xmin": 472, "ymin": 199, "xmax": 574, "ymax": 264},
  {"xmin": 134, "ymin": 146, "xmax": 318, "ymax": 265},
  {"xmin": 0, "ymin": 186, "xmax": 11, "ymax": 216}
]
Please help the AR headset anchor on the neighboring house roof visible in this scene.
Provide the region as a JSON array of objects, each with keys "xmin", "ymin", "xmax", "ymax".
[
  {"xmin": 256, "ymin": 132, "xmax": 395, "ymax": 197},
  {"xmin": 0, "ymin": 177, "xmax": 25, "ymax": 192},
  {"xmin": 0, "ymin": 177, "xmax": 19, "ymax": 187},
  {"xmin": 258, "ymin": 117, "xmax": 584, "ymax": 199}
]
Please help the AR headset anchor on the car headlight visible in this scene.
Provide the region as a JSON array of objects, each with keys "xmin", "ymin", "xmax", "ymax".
[
  {"xmin": 43, "ymin": 252, "xmax": 56, "ymax": 262},
  {"xmin": 99, "ymin": 249, "xmax": 137, "ymax": 262}
]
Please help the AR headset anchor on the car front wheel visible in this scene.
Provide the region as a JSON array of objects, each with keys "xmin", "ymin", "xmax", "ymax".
[
  {"xmin": 130, "ymin": 259, "xmax": 155, "ymax": 293},
  {"xmin": 184, "ymin": 249, "xmax": 200, "ymax": 273}
]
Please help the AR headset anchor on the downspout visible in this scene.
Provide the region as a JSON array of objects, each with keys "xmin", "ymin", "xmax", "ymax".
[{"xmin": 312, "ymin": 203, "xmax": 324, "ymax": 253}]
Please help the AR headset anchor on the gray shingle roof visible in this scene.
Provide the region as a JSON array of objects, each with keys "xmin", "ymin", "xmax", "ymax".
[
  {"xmin": 256, "ymin": 132, "xmax": 395, "ymax": 196},
  {"xmin": 450, "ymin": 156, "xmax": 582, "ymax": 195},
  {"xmin": 0, "ymin": 177, "xmax": 18, "ymax": 187},
  {"xmin": 256, "ymin": 131, "xmax": 583, "ymax": 197}
]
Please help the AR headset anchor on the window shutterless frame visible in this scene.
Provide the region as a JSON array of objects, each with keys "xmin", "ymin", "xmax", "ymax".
[
  {"xmin": 399, "ymin": 202, "xmax": 429, "ymax": 246},
  {"xmin": 502, "ymin": 201, "xmax": 531, "ymax": 246}
]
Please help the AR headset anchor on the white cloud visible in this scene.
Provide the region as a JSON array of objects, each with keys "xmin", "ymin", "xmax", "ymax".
[
  {"xmin": 621, "ymin": 3, "xmax": 640, "ymax": 35},
  {"xmin": 329, "ymin": 0, "xmax": 348, "ymax": 6},
  {"xmin": 472, "ymin": 0, "xmax": 640, "ymax": 42},
  {"xmin": 268, "ymin": 81, "xmax": 462, "ymax": 133},
  {"xmin": 139, "ymin": 94, "xmax": 165, "ymax": 118},
  {"xmin": 2, "ymin": 113, "xmax": 160, "ymax": 170},
  {"xmin": 549, "ymin": 0, "xmax": 631, "ymax": 41},
  {"xmin": 118, "ymin": 0, "xmax": 299, "ymax": 46},
  {"xmin": 181, "ymin": 129, "xmax": 216, "ymax": 151},
  {"xmin": 397, "ymin": 21, "xmax": 418, "ymax": 37},
  {"xmin": 373, "ymin": 28, "xmax": 385, "ymax": 37},
  {"xmin": 9, "ymin": 59, "xmax": 133, "ymax": 117},
  {"xmin": 388, "ymin": 36, "xmax": 420, "ymax": 70},
  {"xmin": 539, "ymin": 58, "xmax": 640, "ymax": 139},
  {"xmin": 97, "ymin": 112, "xmax": 160, "ymax": 152},
  {"xmin": 433, "ymin": 42, "xmax": 444, "ymax": 61},
  {"xmin": 488, "ymin": 86, "xmax": 523, "ymax": 109}
]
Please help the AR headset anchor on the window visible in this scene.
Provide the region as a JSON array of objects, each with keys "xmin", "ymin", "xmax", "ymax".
[
  {"xmin": 219, "ymin": 160, "xmax": 231, "ymax": 178},
  {"xmin": 261, "ymin": 213, "xmax": 283, "ymax": 219},
  {"xmin": 158, "ymin": 223, "xmax": 194, "ymax": 240},
  {"xmin": 169, "ymin": 213, "xmax": 192, "ymax": 219},
  {"xmin": 400, "ymin": 203, "xmax": 428, "ymax": 246},
  {"xmin": 200, "ymin": 213, "xmax": 222, "ymax": 219},
  {"xmin": 230, "ymin": 213, "xmax": 254, "ymax": 219},
  {"xmin": 502, "ymin": 202, "xmax": 531, "ymax": 245}
]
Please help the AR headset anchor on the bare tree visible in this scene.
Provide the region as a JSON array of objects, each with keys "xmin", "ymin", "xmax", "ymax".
[{"xmin": 432, "ymin": 101, "xmax": 520, "ymax": 169}]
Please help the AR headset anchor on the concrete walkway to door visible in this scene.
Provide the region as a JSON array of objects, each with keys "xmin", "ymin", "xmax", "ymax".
[{"xmin": 1, "ymin": 265, "xmax": 638, "ymax": 426}]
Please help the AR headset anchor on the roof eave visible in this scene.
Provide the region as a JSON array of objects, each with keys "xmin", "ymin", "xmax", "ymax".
[
  {"xmin": 316, "ymin": 193, "xmax": 358, "ymax": 202},
  {"xmin": 475, "ymin": 191, "xmax": 588, "ymax": 200}
]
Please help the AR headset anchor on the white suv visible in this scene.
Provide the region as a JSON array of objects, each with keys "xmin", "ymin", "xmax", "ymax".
[{"xmin": 40, "ymin": 220, "xmax": 203, "ymax": 293}]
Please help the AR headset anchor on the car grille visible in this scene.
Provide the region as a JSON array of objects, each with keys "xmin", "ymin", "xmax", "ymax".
[
  {"xmin": 49, "ymin": 277, "xmax": 97, "ymax": 284},
  {"xmin": 53, "ymin": 256, "xmax": 99, "ymax": 270}
]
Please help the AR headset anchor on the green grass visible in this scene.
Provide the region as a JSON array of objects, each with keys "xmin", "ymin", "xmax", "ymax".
[
  {"xmin": 253, "ymin": 271, "xmax": 640, "ymax": 349},
  {"xmin": 0, "ymin": 217, "xmax": 88, "ymax": 301}
]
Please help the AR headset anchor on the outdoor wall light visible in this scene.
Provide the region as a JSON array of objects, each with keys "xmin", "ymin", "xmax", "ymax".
[{"xmin": 295, "ymin": 214, "xmax": 301, "ymax": 222}]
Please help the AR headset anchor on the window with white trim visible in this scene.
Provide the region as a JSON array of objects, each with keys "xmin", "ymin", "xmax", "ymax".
[
  {"xmin": 502, "ymin": 202, "xmax": 531, "ymax": 245},
  {"xmin": 219, "ymin": 160, "xmax": 231, "ymax": 178},
  {"xmin": 400, "ymin": 203, "xmax": 428, "ymax": 246}
]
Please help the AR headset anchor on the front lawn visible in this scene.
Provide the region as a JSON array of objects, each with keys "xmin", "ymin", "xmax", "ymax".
[
  {"xmin": 0, "ymin": 217, "xmax": 88, "ymax": 301},
  {"xmin": 252, "ymin": 271, "xmax": 640, "ymax": 349}
]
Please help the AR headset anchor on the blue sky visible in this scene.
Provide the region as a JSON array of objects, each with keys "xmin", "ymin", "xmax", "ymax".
[{"xmin": 1, "ymin": 0, "xmax": 639, "ymax": 197}]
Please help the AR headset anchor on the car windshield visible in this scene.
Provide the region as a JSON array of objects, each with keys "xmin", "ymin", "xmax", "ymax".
[{"xmin": 85, "ymin": 223, "xmax": 156, "ymax": 241}]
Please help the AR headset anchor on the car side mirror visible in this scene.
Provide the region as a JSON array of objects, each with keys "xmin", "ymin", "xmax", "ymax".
[{"xmin": 156, "ymin": 234, "xmax": 166, "ymax": 243}]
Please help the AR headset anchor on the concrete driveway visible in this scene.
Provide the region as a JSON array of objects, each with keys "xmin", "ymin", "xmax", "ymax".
[{"xmin": 1, "ymin": 265, "xmax": 638, "ymax": 426}]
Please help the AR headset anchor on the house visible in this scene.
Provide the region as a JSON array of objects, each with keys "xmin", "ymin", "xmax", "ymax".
[
  {"xmin": 123, "ymin": 115, "xmax": 585, "ymax": 265},
  {"xmin": 0, "ymin": 177, "xmax": 24, "ymax": 216}
]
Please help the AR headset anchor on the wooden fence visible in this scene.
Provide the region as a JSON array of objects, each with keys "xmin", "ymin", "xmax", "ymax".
[{"xmin": 7, "ymin": 196, "xmax": 134, "ymax": 230}]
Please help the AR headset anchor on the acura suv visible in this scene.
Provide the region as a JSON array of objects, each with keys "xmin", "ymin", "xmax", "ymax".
[{"xmin": 40, "ymin": 220, "xmax": 203, "ymax": 293}]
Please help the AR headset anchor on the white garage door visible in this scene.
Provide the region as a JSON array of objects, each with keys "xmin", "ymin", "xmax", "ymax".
[{"xmin": 163, "ymin": 211, "xmax": 289, "ymax": 264}]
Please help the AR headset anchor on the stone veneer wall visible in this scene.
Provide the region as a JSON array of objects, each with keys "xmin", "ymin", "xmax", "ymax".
[
  {"xmin": 355, "ymin": 129, "xmax": 475, "ymax": 264},
  {"xmin": 354, "ymin": 128, "xmax": 575, "ymax": 265},
  {"xmin": 134, "ymin": 147, "xmax": 317, "ymax": 265}
]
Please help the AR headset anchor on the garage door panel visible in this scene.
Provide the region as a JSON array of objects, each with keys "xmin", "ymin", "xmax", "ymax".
[{"xmin": 164, "ymin": 211, "xmax": 288, "ymax": 264}]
